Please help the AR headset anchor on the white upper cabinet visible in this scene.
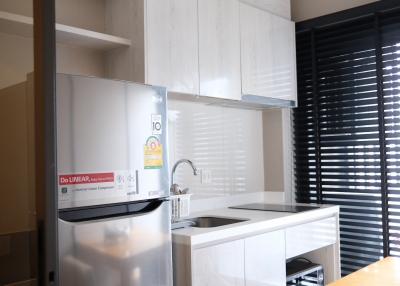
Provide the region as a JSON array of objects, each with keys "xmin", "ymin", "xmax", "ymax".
[
  {"xmin": 239, "ymin": 0, "xmax": 291, "ymax": 19},
  {"xmin": 0, "ymin": 0, "xmax": 297, "ymax": 104},
  {"xmin": 105, "ymin": 0, "xmax": 200, "ymax": 92},
  {"xmin": 146, "ymin": 0, "xmax": 199, "ymax": 94},
  {"xmin": 240, "ymin": 3, "xmax": 297, "ymax": 101},
  {"xmin": 198, "ymin": 0, "xmax": 242, "ymax": 100}
]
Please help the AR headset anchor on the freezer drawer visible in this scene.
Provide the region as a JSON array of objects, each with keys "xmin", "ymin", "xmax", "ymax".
[{"xmin": 58, "ymin": 200, "xmax": 172, "ymax": 286}]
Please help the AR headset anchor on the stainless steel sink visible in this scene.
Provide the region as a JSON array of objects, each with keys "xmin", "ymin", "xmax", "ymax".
[{"xmin": 188, "ymin": 216, "xmax": 248, "ymax": 228}]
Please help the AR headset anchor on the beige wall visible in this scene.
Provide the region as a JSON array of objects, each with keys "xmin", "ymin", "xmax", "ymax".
[
  {"xmin": 0, "ymin": 33, "xmax": 34, "ymax": 90},
  {"xmin": 291, "ymin": 0, "xmax": 379, "ymax": 22},
  {"xmin": 0, "ymin": 0, "xmax": 105, "ymax": 32},
  {"xmin": 0, "ymin": 0, "xmax": 106, "ymax": 89},
  {"xmin": 0, "ymin": 33, "xmax": 105, "ymax": 90},
  {"xmin": 0, "ymin": 82, "xmax": 35, "ymax": 235},
  {"xmin": 262, "ymin": 109, "xmax": 293, "ymax": 198},
  {"xmin": 263, "ymin": 110, "xmax": 284, "ymax": 192}
]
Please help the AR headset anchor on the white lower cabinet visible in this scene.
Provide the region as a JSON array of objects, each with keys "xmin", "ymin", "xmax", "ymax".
[
  {"xmin": 245, "ymin": 230, "xmax": 286, "ymax": 286},
  {"xmin": 285, "ymin": 217, "xmax": 337, "ymax": 259},
  {"xmin": 191, "ymin": 230, "xmax": 286, "ymax": 286},
  {"xmin": 192, "ymin": 239, "xmax": 245, "ymax": 286},
  {"xmin": 174, "ymin": 214, "xmax": 340, "ymax": 286}
]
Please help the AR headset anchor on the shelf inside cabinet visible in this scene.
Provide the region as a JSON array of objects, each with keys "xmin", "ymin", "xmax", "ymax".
[{"xmin": 0, "ymin": 11, "xmax": 131, "ymax": 51}]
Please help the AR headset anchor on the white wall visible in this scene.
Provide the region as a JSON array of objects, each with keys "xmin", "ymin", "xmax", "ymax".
[
  {"xmin": 168, "ymin": 100, "xmax": 265, "ymax": 199},
  {"xmin": 291, "ymin": 0, "xmax": 379, "ymax": 22}
]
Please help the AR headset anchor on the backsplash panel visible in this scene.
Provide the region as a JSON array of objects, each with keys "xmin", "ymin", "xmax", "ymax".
[{"xmin": 168, "ymin": 100, "xmax": 264, "ymax": 198}]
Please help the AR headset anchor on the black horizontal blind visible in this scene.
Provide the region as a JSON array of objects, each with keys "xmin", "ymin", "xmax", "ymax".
[
  {"xmin": 381, "ymin": 10, "xmax": 400, "ymax": 258},
  {"xmin": 294, "ymin": 31, "xmax": 316, "ymax": 203},
  {"xmin": 294, "ymin": 8, "xmax": 400, "ymax": 276}
]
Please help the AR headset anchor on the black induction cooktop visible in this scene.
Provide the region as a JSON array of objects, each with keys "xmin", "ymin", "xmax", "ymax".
[{"xmin": 229, "ymin": 204, "xmax": 320, "ymax": 213}]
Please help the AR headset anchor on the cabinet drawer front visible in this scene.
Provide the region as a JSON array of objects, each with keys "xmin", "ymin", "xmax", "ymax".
[{"xmin": 286, "ymin": 217, "xmax": 337, "ymax": 259}]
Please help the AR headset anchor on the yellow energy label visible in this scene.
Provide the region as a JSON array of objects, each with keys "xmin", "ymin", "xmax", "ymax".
[{"xmin": 144, "ymin": 136, "xmax": 163, "ymax": 169}]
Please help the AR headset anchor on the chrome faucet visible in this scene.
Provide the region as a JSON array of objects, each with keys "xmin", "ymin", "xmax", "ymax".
[{"xmin": 170, "ymin": 159, "xmax": 198, "ymax": 195}]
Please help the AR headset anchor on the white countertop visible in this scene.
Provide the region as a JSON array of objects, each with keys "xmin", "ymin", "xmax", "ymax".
[{"xmin": 172, "ymin": 203, "xmax": 339, "ymax": 248}]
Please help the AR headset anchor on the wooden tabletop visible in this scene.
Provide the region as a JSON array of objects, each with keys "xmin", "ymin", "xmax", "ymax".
[{"xmin": 328, "ymin": 257, "xmax": 400, "ymax": 286}]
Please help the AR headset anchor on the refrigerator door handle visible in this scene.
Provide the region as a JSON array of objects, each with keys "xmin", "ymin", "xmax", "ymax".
[
  {"xmin": 135, "ymin": 170, "xmax": 139, "ymax": 194},
  {"xmin": 59, "ymin": 199, "xmax": 169, "ymax": 223}
]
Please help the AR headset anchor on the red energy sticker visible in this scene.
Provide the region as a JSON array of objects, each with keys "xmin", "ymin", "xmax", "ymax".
[{"xmin": 59, "ymin": 173, "xmax": 114, "ymax": 186}]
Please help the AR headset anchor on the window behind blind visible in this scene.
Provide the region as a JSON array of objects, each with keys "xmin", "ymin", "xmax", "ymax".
[
  {"xmin": 381, "ymin": 10, "xmax": 400, "ymax": 258},
  {"xmin": 294, "ymin": 6, "xmax": 400, "ymax": 276}
]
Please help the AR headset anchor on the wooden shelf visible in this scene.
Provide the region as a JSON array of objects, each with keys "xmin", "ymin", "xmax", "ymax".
[{"xmin": 0, "ymin": 11, "xmax": 132, "ymax": 51}]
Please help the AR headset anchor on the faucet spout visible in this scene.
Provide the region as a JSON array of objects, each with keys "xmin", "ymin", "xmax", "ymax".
[{"xmin": 170, "ymin": 159, "xmax": 198, "ymax": 189}]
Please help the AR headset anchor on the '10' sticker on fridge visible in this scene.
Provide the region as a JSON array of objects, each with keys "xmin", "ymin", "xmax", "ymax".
[{"xmin": 152, "ymin": 114, "xmax": 162, "ymax": 135}]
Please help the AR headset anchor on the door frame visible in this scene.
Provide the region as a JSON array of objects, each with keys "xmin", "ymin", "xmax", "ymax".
[{"xmin": 33, "ymin": 0, "xmax": 58, "ymax": 285}]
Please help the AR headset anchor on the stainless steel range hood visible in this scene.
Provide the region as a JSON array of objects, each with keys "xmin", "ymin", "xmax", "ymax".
[
  {"xmin": 169, "ymin": 92, "xmax": 296, "ymax": 110},
  {"xmin": 241, "ymin": 94, "xmax": 296, "ymax": 108}
]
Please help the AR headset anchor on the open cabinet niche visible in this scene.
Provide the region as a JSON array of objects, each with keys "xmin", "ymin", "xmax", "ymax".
[{"xmin": 0, "ymin": 0, "xmax": 137, "ymax": 90}]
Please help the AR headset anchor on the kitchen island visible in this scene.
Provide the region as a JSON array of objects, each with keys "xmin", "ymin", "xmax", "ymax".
[{"xmin": 172, "ymin": 202, "xmax": 340, "ymax": 286}]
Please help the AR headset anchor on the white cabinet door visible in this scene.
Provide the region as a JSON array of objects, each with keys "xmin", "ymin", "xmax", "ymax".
[
  {"xmin": 192, "ymin": 240, "xmax": 245, "ymax": 286},
  {"xmin": 245, "ymin": 230, "xmax": 286, "ymax": 286},
  {"xmin": 240, "ymin": 3, "xmax": 297, "ymax": 101},
  {"xmin": 286, "ymin": 217, "xmax": 337, "ymax": 259},
  {"xmin": 239, "ymin": 0, "xmax": 291, "ymax": 19},
  {"xmin": 146, "ymin": 0, "xmax": 199, "ymax": 94},
  {"xmin": 198, "ymin": 0, "xmax": 242, "ymax": 100}
]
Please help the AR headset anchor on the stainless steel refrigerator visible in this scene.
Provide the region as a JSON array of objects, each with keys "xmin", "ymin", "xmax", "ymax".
[{"xmin": 56, "ymin": 74, "xmax": 172, "ymax": 286}]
